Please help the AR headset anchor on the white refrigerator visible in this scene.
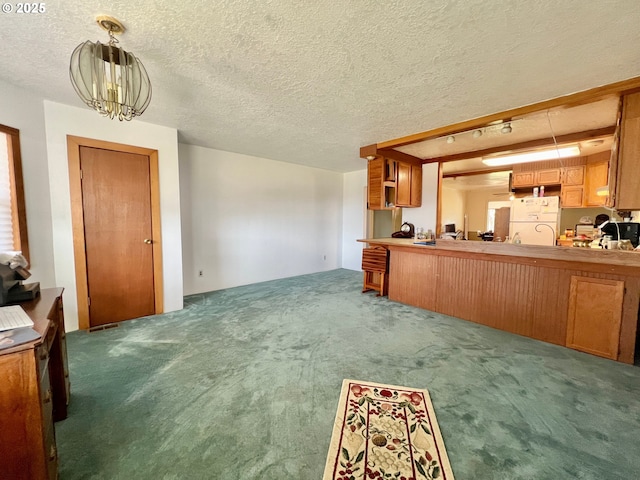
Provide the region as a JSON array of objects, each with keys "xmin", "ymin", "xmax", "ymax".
[{"xmin": 509, "ymin": 196, "xmax": 560, "ymax": 246}]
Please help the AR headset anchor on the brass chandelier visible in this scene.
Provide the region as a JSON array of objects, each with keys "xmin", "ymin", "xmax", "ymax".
[{"xmin": 69, "ymin": 15, "xmax": 152, "ymax": 121}]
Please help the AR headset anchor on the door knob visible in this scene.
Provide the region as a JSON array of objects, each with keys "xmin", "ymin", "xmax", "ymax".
[{"xmin": 144, "ymin": 239, "xmax": 152, "ymax": 244}]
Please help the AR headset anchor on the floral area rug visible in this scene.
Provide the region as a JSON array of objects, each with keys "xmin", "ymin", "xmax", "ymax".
[{"xmin": 323, "ymin": 379, "xmax": 455, "ymax": 480}]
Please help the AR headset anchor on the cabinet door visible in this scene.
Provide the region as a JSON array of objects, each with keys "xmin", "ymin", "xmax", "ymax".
[
  {"xmin": 536, "ymin": 168, "xmax": 562, "ymax": 185},
  {"xmin": 395, "ymin": 162, "xmax": 411, "ymax": 207},
  {"xmin": 367, "ymin": 158, "xmax": 384, "ymax": 210},
  {"xmin": 395, "ymin": 162, "xmax": 422, "ymax": 208},
  {"xmin": 410, "ymin": 164, "xmax": 422, "ymax": 207},
  {"xmin": 616, "ymin": 92, "xmax": 640, "ymax": 209},
  {"xmin": 566, "ymin": 276, "xmax": 624, "ymax": 360},
  {"xmin": 562, "ymin": 165, "xmax": 585, "ymax": 186},
  {"xmin": 585, "ymin": 161, "xmax": 609, "ymax": 206},
  {"xmin": 561, "ymin": 186, "xmax": 583, "ymax": 207},
  {"xmin": 512, "ymin": 171, "xmax": 535, "ymax": 187}
]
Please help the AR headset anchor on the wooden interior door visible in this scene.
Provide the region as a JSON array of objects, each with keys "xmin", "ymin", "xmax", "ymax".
[
  {"xmin": 493, "ymin": 207, "xmax": 510, "ymax": 242},
  {"xmin": 80, "ymin": 146, "xmax": 155, "ymax": 327}
]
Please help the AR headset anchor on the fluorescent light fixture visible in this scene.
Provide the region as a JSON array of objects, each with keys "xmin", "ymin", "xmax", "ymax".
[
  {"xmin": 482, "ymin": 146, "xmax": 581, "ymax": 167},
  {"xmin": 596, "ymin": 186, "xmax": 609, "ymax": 197}
]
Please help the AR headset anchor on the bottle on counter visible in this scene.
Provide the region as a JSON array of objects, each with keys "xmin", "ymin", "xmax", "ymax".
[
  {"xmin": 512, "ymin": 232, "xmax": 522, "ymax": 244},
  {"xmin": 539, "ymin": 185, "xmax": 545, "ymax": 197},
  {"xmin": 533, "ymin": 187, "xmax": 539, "ymax": 197}
]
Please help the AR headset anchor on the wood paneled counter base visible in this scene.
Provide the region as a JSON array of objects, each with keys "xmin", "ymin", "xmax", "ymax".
[
  {"xmin": 358, "ymin": 239, "xmax": 639, "ymax": 364},
  {"xmin": 0, "ymin": 288, "xmax": 69, "ymax": 480}
]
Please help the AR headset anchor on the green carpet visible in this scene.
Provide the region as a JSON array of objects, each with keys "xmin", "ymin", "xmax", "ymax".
[{"xmin": 56, "ymin": 269, "xmax": 640, "ymax": 479}]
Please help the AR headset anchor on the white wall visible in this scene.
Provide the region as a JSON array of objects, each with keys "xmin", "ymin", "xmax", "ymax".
[
  {"xmin": 440, "ymin": 187, "xmax": 466, "ymax": 232},
  {"xmin": 464, "ymin": 187, "xmax": 511, "ymax": 232},
  {"xmin": 179, "ymin": 144, "xmax": 343, "ymax": 295},
  {"xmin": 401, "ymin": 163, "xmax": 439, "ymax": 232},
  {"xmin": 0, "ymin": 80, "xmax": 55, "ymax": 287},
  {"xmin": 341, "ymin": 169, "xmax": 367, "ymax": 271},
  {"xmin": 44, "ymin": 101, "xmax": 183, "ymax": 331}
]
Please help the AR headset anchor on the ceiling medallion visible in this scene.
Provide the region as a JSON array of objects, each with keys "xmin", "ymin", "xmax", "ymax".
[{"xmin": 69, "ymin": 15, "xmax": 152, "ymax": 121}]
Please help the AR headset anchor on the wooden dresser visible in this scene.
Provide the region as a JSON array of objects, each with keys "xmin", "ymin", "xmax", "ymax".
[{"xmin": 0, "ymin": 289, "xmax": 69, "ymax": 480}]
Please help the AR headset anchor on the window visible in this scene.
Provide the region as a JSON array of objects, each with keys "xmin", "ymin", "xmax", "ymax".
[{"xmin": 0, "ymin": 124, "xmax": 29, "ymax": 262}]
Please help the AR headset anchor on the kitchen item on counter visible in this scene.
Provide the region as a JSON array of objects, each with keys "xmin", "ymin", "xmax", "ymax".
[
  {"xmin": 509, "ymin": 196, "xmax": 559, "ymax": 246},
  {"xmin": 600, "ymin": 221, "xmax": 640, "ymax": 247},
  {"xmin": 533, "ymin": 187, "xmax": 539, "ymax": 197},
  {"xmin": 565, "ymin": 228, "xmax": 574, "ymax": 238},
  {"xmin": 572, "ymin": 238, "xmax": 592, "ymax": 248},
  {"xmin": 579, "ymin": 216, "xmax": 593, "ymax": 224},
  {"xmin": 512, "ymin": 232, "xmax": 522, "ymax": 244},
  {"xmin": 607, "ymin": 240, "xmax": 619, "ymax": 250},
  {"xmin": 595, "ymin": 214, "xmax": 610, "ymax": 227},
  {"xmin": 619, "ymin": 239, "xmax": 633, "ymax": 251},
  {"xmin": 539, "ymin": 185, "xmax": 544, "ymax": 197},
  {"xmin": 392, "ymin": 222, "xmax": 415, "ymax": 238},
  {"xmin": 575, "ymin": 224, "xmax": 595, "ymax": 238}
]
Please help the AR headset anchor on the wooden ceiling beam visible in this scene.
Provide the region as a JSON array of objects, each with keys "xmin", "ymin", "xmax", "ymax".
[
  {"xmin": 377, "ymin": 148, "xmax": 423, "ymax": 167},
  {"xmin": 443, "ymin": 166, "xmax": 512, "ymax": 178},
  {"xmin": 359, "ymin": 143, "xmax": 423, "ymax": 167},
  {"xmin": 421, "ymin": 126, "xmax": 616, "ymax": 164},
  {"xmin": 373, "ymin": 75, "xmax": 640, "ymax": 150},
  {"xmin": 359, "ymin": 144, "xmax": 377, "ymax": 159}
]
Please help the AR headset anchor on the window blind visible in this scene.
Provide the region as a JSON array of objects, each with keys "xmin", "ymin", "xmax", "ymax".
[{"xmin": 0, "ymin": 133, "xmax": 15, "ymax": 252}]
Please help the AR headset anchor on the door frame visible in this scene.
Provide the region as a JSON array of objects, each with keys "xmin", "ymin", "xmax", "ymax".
[{"xmin": 67, "ymin": 135, "xmax": 164, "ymax": 330}]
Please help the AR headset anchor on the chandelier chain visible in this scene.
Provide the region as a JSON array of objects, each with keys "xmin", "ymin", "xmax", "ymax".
[{"xmin": 107, "ymin": 28, "xmax": 119, "ymax": 47}]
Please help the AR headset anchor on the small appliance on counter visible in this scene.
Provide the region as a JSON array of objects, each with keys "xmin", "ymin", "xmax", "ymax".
[
  {"xmin": 574, "ymin": 223, "xmax": 595, "ymax": 239},
  {"xmin": 600, "ymin": 221, "xmax": 640, "ymax": 248}
]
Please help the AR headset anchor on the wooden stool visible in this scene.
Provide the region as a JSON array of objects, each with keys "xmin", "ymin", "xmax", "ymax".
[{"xmin": 361, "ymin": 247, "xmax": 389, "ymax": 296}]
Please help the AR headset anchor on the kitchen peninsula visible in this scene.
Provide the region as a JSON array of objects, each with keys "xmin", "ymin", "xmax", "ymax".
[{"xmin": 359, "ymin": 238, "xmax": 639, "ymax": 364}]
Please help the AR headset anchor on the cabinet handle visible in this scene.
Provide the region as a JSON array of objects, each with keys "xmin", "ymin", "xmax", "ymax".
[
  {"xmin": 40, "ymin": 351, "xmax": 48, "ymax": 361},
  {"xmin": 43, "ymin": 389, "xmax": 52, "ymax": 403},
  {"xmin": 144, "ymin": 238, "xmax": 153, "ymax": 244},
  {"xmin": 49, "ymin": 445, "xmax": 57, "ymax": 461}
]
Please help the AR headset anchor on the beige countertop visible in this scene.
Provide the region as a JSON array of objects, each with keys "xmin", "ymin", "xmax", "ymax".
[{"xmin": 358, "ymin": 238, "xmax": 640, "ymax": 269}]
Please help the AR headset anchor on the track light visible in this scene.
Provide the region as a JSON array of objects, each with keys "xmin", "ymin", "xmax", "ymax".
[
  {"xmin": 473, "ymin": 129, "xmax": 483, "ymax": 138},
  {"xmin": 446, "ymin": 136, "xmax": 455, "ymax": 144},
  {"xmin": 500, "ymin": 123, "xmax": 512, "ymax": 134}
]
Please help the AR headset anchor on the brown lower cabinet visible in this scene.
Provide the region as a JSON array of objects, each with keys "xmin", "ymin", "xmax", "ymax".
[
  {"xmin": 566, "ymin": 276, "xmax": 624, "ymax": 360},
  {"xmin": 362, "ymin": 238, "xmax": 640, "ymax": 364},
  {"xmin": 0, "ymin": 289, "xmax": 68, "ymax": 480}
]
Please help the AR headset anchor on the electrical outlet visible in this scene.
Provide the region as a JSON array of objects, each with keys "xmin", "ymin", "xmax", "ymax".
[{"xmin": 198, "ymin": 270, "xmax": 203, "ymax": 277}]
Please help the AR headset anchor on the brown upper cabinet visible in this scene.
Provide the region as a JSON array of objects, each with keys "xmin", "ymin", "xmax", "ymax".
[
  {"xmin": 613, "ymin": 92, "xmax": 640, "ymax": 210},
  {"xmin": 512, "ymin": 168, "xmax": 562, "ymax": 188},
  {"xmin": 584, "ymin": 153, "xmax": 610, "ymax": 207},
  {"xmin": 367, "ymin": 158, "xmax": 421, "ymax": 210},
  {"xmin": 562, "ymin": 165, "xmax": 585, "ymax": 186},
  {"xmin": 395, "ymin": 162, "xmax": 422, "ymax": 208},
  {"xmin": 511, "ymin": 156, "xmax": 609, "ymax": 208}
]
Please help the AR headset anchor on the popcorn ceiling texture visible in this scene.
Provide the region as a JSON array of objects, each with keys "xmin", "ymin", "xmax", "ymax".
[{"xmin": 1, "ymin": 0, "xmax": 639, "ymax": 172}]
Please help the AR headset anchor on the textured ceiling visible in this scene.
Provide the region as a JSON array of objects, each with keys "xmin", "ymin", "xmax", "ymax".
[{"xmin": 1, "ymin": 1, "xmax": 639, "ymax": 172}]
